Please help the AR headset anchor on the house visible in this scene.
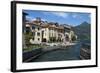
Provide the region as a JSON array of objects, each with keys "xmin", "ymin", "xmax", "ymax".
[{"xmin": 24, "ymin": 17, "xmax": 77, "ymax": 44}]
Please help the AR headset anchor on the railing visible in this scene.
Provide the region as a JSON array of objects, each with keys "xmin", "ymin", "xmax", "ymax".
[
  {"xmin": 23, "ymin": 48, "xmax": 43, "ymax": 62},
  {"xmin": 80, "ymin": 43, "xmax": 91, "ymax": 60}
]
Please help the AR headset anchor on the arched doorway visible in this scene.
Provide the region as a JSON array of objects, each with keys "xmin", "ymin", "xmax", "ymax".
[
  {"xmin": 42, "ymin": 38, "xmax": 47, "ymax": 42},
  {"xmin": 65, "ymin": 34, "xmax": 69, "ymax": 41}
]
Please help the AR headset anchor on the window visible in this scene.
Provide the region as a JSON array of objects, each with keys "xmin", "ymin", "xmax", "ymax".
[
  {"xmin": 38, "ymin": 27, "xmax": 40, "ymax": 30},
  {"xmin": 37, "ymin": 32, "xmax": 40, "ymax": 36},
  {"xmin": 32, "ymin": 25, "xmax": 35, "ymax": 29},
  {"xmin": 38, "ymin": 38, "xmax": 40, "ymax": 41},
  {"xmin": 26, "ymin": 27, "xmax": 30, "ymax": 34}
]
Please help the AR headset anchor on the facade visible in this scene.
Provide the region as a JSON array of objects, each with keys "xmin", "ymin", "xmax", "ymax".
[{"xmin": 25, "ymin": 17, "xmax": 77, "ymax": 44}]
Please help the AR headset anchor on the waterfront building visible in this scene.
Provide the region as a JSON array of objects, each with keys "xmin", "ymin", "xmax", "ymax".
[{"xmin": 24, "ymin": 17, "xmax": 77, "ymax": 44}]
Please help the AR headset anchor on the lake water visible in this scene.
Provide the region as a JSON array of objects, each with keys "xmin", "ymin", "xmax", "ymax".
[{"xmin": 29, "ymin": 42, "xmax": 81, "ymax": 62}]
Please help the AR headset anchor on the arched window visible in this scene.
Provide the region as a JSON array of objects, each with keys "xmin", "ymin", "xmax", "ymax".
[
  {"xmin": 37, "ymin": 32, "xmax": 40, "ymax": 36},
  {"xmin": 32, "ymin": 25, "xmax": 35, "ymax": 29}
]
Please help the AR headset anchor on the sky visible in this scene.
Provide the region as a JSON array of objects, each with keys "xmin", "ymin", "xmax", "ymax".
[{"xmin": 23, "ymin": 10, "xmax": 91, "ymax": 26}]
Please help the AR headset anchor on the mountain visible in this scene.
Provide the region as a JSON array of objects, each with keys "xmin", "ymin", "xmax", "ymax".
[{"xmin": 73, "ymin": 21, "xmax": 91, "ymax": 41}]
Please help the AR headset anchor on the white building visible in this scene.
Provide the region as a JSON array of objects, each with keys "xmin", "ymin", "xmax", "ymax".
[{"xmin": 25, "ymin": 17, "xmax": 76, "ymax": 44}]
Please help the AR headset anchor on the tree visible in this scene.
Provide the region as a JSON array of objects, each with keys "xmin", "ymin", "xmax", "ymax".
[
  {"xmin": 72, "ymin": 35, "xmax": 77, "ymax": 41},
  {"xmin": 69, "ymin": 31, "xmax": 77, "ymax": 42},
  {"xmin": 24, "ymin": 32, "xmax": 33, "ymax": 47}
]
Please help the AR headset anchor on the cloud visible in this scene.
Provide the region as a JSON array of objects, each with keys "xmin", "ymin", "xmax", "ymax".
[
  {"xmin": 51, "ymin": 12, "xmax": 68, "ymax": 18},
  {"xmin": 72, "ymin": 14, "xmax": 82, "ymax": 19},
  {"xmin": 26, "ymin": 16, "xmax": 33, "ymax": 21},
  {"xmin": 26, "ymin": 16, "xmax": 47, "ymax": 22},
  {"xmin": 42, "ymin": 19, "xmax": 47, "ymax": 21},
  {"xmin": 42, "ymin": 12, "xmax": 68, "ymax": 18},
  {"xmin": 72, "ymin": 13, "xmax": 91, "ymax": 20},
  {"xmin": 72, "ymin": 14, "xmax": 78, "ymax": 18}
]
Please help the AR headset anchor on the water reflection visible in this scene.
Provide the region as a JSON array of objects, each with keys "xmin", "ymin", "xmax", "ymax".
[{"xmin": 29, "ymin": 42, "xmax": 81, "ymax": 62}]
